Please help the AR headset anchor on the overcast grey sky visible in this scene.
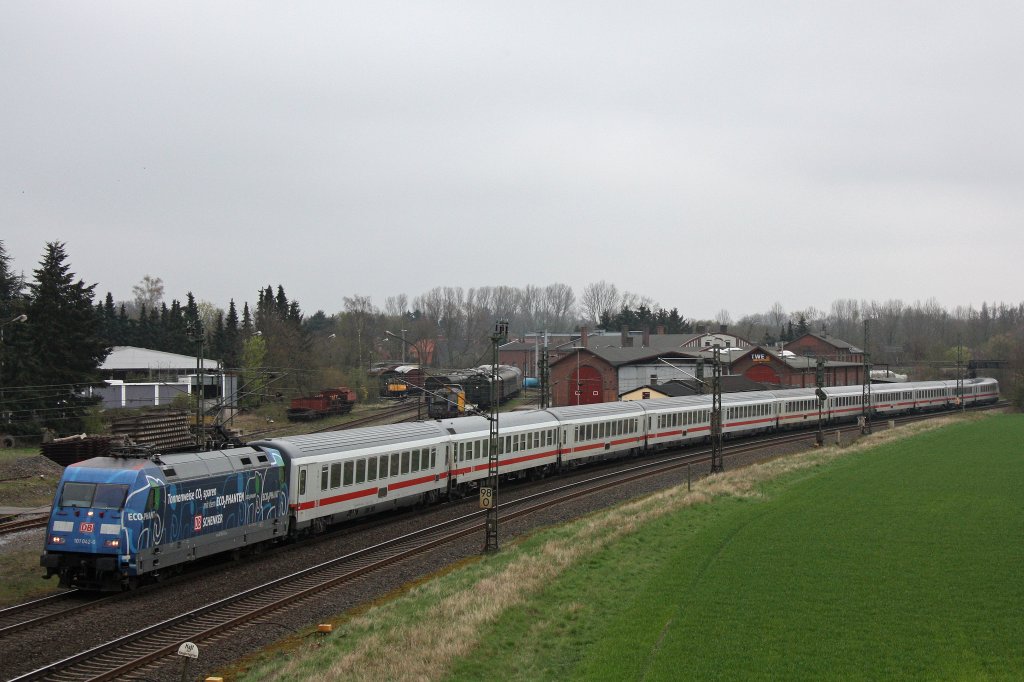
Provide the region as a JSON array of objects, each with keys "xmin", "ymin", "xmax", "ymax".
[{"xmin": 3, "ymin": 1, "xmax": 1021, "ymax": 321}]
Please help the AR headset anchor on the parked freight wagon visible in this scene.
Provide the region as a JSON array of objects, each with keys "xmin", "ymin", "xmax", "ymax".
[{"xmin": 287, "ymin": 387, "xmax": 357, "ymax": 421}]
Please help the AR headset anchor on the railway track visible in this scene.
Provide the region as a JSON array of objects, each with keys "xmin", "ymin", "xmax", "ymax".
[
  {"xmin": 7, "ymin": 402, "xmax": 1003, "ymax": 681},
  {"xmin": 10, "ymin": 429, "xmax": 802, "ymax": 682},
  {"xmin": 309, "ymin": 401, "xmax": 422, "ymax": 432},
  {"xmin": 0, "ymin": 591, "xmax": 115, "ymax": 638},
  {"xmin": 0, "ymin": 515, "xmax": 48, "ymax": 538},
  {"xmin": 241, "ymin": 401, "xmax": 421, "ymax": 441}
]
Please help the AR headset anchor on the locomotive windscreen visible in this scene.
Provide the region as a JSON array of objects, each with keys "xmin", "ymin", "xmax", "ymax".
[{"xmin": 59, "ymin": 482, "xmax": 129, "ymax": 510}]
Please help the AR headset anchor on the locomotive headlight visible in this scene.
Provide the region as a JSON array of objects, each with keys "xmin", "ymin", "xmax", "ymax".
[
  {"xmin": 104, "ymin": 539, "xmax": 120, "ymax": 548},
  {"xmin": 51, "ymin": 535, "xmax": 66, "ymax": 544}
]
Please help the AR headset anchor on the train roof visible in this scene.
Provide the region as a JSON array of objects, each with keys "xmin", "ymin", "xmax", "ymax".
[
  {"xmin": 58, "ymin": 446, "xmax": 276, "ymax": 484},
  {"xmin": 154, "ymin": 446, "xmax": 277, "ymax": 481},
  {"xmin": 251, "ymin": 422, "xmax": 449, "ymax": 460},
  {"xmin": 547, "ymin": 401, "xmax": 647, "ymax": 420}
]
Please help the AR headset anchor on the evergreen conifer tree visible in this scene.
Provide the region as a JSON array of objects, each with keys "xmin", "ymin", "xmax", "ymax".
[{"xmin": 19, "ymin": 242, "xmax": 108, "ymax": 433}]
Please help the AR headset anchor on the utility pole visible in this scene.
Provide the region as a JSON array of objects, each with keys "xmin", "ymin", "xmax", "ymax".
[
  {"xmin": 1, "ymin": 314, "xmax": 28, "ymax": 426},
  {"xmin": 861, "ymin": 319, "xmax": 872, "ymax": 435},
  {"xmin": 695, "ymin": 358, "xmax": 705, "ymax": 395},
  {"xmin": 815, "ymin": 358, "xmax": 826, "ymax": 446},
  {"xmin": 539, "ymin": 333, "xmax": 550, "ymax": 409},
  {"xmin": 956, "ymin": 338, "xmax": 965, "ymax": 411},
  {"xmin": 710, "ymin": 346, "xmax": 724, "ymax": 474},
  {"xmin": 187, "ymin": 320, "xmax": 205, "ymax": 449},
  {"xmin": 483, "ymin": 320, "xmax": 508, "ymax": 554}
]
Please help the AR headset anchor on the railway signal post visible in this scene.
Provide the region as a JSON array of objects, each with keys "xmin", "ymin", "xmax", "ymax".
[
  {"xmin": 710, "ymin": 346, "xmax": 724, "ymax": 474},
  {"xmin": 956, "ymin": 340, "xmax": 965, "ymax": 411},
  {"xmin": 816, "ymin": 358, "xmax": 826, "ymax": 446},
  {"xmin": 187, "ymin": 320, "xmax": 206, "ymax": 450},
  {"xmin": 483, "ymin": 320, "xmax": 509, "ymax": 554},
  {"xmin": 861, "ymin": 320, "xmax": 872, "ymax": 435}
]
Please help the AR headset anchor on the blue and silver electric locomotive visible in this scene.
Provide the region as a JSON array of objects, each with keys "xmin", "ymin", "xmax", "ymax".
[{"xmin": 40, "ymin": 446, "xmax": 289, "ymax": 590}]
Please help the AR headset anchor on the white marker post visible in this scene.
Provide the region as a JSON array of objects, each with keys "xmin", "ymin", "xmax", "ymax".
[{"xmin": 177, "ymin": 641, "xmax": 199, "ymax": 682}]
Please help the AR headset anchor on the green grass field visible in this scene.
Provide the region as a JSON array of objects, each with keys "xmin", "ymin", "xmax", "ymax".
[
  {"xmin": 453, "ymin": 415, "xmax": 1024, "ymax": 680},
  {"xmin": 225, "ymin": 414, "xmax": 1024, "ymax": 681}
]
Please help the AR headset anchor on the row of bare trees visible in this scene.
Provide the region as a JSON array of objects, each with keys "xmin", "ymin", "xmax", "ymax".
[{"xmin": 111, "ymin": 271, "xmax": 1024, "ymax": 405}]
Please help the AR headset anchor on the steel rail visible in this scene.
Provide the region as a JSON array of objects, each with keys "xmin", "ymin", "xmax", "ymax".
[{"xmin": 9, "ymin": 401, "xmax": 1003, "ymax": 681}]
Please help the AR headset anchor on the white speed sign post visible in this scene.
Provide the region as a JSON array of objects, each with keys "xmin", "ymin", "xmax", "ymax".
[{"xmin": 177, "ymin": 641, "xmax": 199, "ymax": 681}]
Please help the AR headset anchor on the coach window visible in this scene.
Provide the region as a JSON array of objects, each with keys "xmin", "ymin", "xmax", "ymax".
[
  {"xmin": 321, "ymin": 465, "xmax": 329, "ymax": 491},
  {"xmin": 356, "ymin": 459, "xmax": 366, "ymax": 484},
  {"xmin": 401, "ymin": 451, "xmax": 410, "ymax": 475},
  {"xmin": 343, "ymin": 461, "xmax": 354, "ymax": 486},
  {"xmin": 330, "ymin": 462, "xmax": 341, "ymax": 489},
  {"xmin": 368, "ymin": 457, "xmax": 378, "ymax": 481},
  {"xmin": 299, "ymin": 469, "xmax": 307, "ymax": 496},
  {"xmin": 390, "ymin": 452, "xmax": 400, "ymax": 477},
  {"xmin": 421, "ymin": 450, "xmax": 431, "ymax": 469},
  {"xmin": 459, "ymin": 443, "xmax": 465, "ymax": 462},
  {"xmin": 411, "ymin": 450, "xmax": 420, "ymax": 473}
]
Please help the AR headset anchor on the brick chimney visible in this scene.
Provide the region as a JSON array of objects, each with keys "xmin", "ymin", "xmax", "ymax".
[
  {"xmin": 655, "ymin": 325, "xmax": 666, "ymax": 335},
  {"xmin": 621, "ymin": 326, "xmax": 632, "ymax": 347},
  {"xmin": 642, "ymin": 327, "xmax": 650, "ymax": 347}
]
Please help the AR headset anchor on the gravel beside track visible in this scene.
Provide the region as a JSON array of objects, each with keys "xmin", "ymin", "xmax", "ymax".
[{"xmin": 0, "ymin": 431, "xmax": 839, "ymax": 681}]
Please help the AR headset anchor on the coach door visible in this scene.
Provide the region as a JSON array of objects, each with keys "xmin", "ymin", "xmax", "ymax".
[
  {"xmin": 444, "ymin": 444, "xmax": 454, "ymax": 495},
  {"xmin": 295, "ymin": 465, "xmax": 314, "ymax": 519}
]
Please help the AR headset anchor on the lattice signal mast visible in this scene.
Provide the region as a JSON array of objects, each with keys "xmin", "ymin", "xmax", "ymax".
[
  {"xmin": 710, "ymin": 346, "xmax": 724, "ymax": 474},
  {"xmin": 861, "ymin": 319, "xmax": 872, "ymax": 435},
  {"xmin": 483, "ymin": 320, "xmax": 508, "ymax": 554}
]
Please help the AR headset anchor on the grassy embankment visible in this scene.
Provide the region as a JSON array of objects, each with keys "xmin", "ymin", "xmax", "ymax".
[
  {"xmin": 228, "ymin": 413, "xmax": 1023, "ymax": 681},
  {"xmin": 0, "ymin": 447, "xmax": 62, "ymax": 604}
]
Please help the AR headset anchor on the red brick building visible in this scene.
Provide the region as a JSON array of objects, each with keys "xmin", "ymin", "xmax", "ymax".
[
  {"xmin": 784, "ymin": 333, "xmax": 864, "ymax": 363},
  {"xmin": 730, "ymin": 346, "xmax": 864, "ymax": 387}
]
